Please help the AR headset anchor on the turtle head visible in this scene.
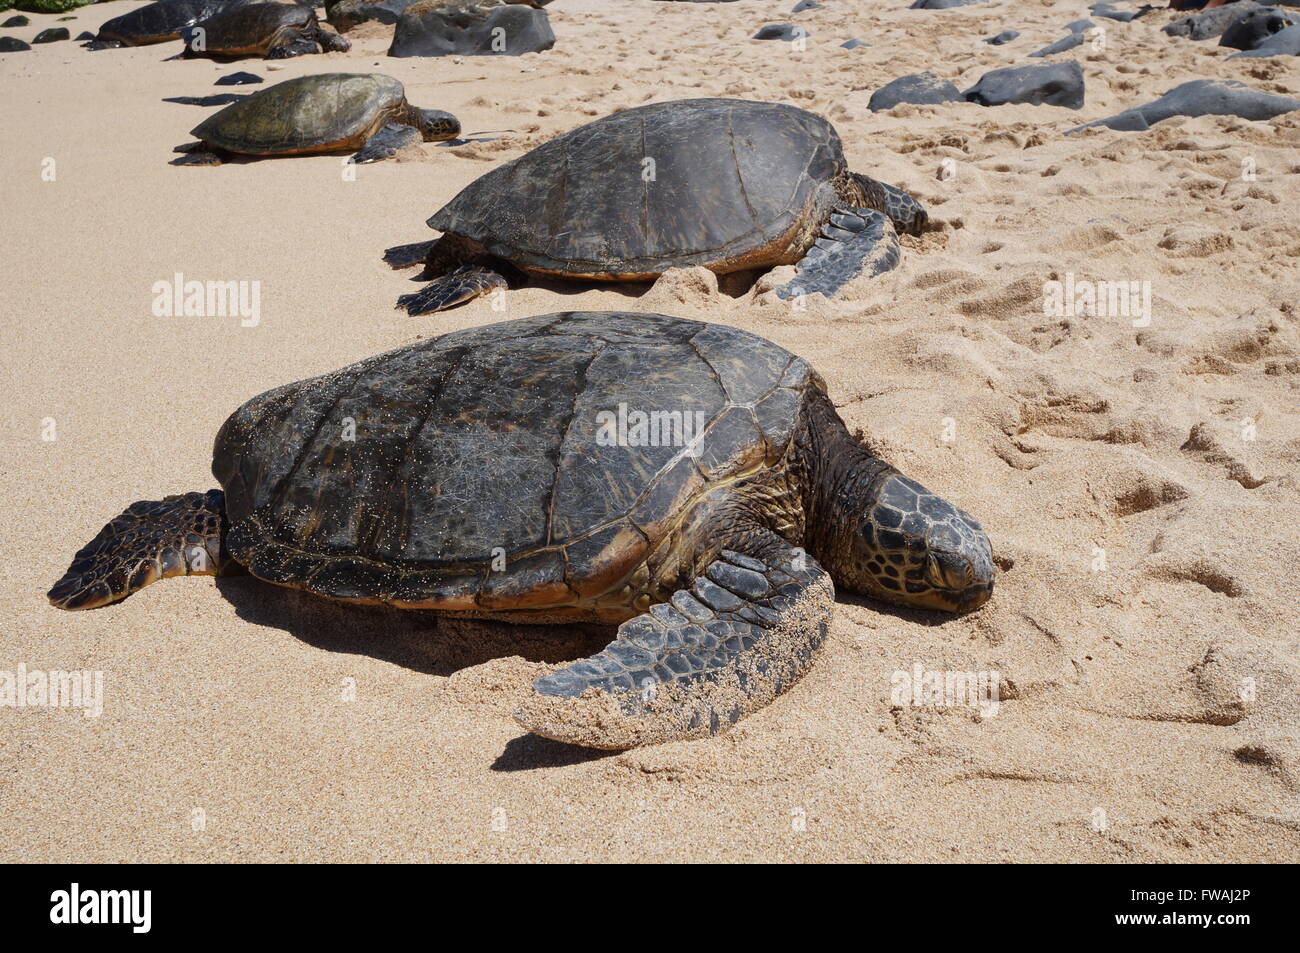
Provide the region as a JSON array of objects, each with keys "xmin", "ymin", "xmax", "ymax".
[
  {"xmin": 417, "ymin": 109, "xmax": 461, "ymax": 143},
  {"xmin": 852, "ymin": 173, "xmax": 928, "ymax": 237},
  {"xmin": 840, "ymin": 471, "xmax": 994, "ymax": 614}
]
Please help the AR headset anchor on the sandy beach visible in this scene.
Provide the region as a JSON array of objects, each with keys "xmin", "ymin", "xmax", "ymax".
[{"xmin": 1, "ymin": 0, "xmax": 1298, "ymax": 862}]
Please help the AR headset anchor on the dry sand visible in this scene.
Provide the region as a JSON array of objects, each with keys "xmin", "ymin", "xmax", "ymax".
[{"xmin": 1, "ymin": 0, "xmax": 1298, "ymax": 862}]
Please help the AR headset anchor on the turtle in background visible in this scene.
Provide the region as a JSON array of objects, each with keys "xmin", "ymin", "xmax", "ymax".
[
  {"xmin": 183, "ymin": 1, "xmax": 349, "ymax": 58},
  {"xmin": 89, "ymin": 0, "xmax": 241, "ymax": 48},
  {"xmin": 173, "ymin": 73, "xmax": 460, "ymax": 165},
  {"xmin": 46, "ymin": 312, "xmax": 992, "ymax": 750},
  {"xmin": 385, "ymin": 98, "xmax": 928, "ymax": 315}
]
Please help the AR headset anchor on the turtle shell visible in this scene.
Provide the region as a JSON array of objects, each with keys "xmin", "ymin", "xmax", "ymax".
[
  {"xmin": 98, "ymin": 0, "xmax": 236, "ymax": 45},
  {"xmin": 212, "ymin": 312, "xmax": 816, "ymax": 609},
  {"xmin": 427, "ymin": 98, "xmax": 849, "ymax": 279},
  {"xmin": 194, "ymin": 74, "xmax": 407, "ymax": 155},
  {"xmin": 191, "ymin": 1, "xmax": 312, "ymax": 54}
]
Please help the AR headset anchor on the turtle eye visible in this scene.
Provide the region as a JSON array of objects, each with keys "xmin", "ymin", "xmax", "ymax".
[{"xmin": 925, "ymin": 552, "xmax": 969, "ymax": 591}]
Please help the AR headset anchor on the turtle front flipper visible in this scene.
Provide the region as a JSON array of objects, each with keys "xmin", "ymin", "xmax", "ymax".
[
  {"xmin": 352, "ymin": 123, "xmax": 424, "ymax": 164},
  {"xmin": 172, "ymin": 140, "xmax": 225, "ymax": 166},
  {"xmin": 397, "ymin": 264, "xmax": 509, "ymax": 315},
  {"xmin": 47, "ymin": 490, "xmax": 233, "ymax": 611},
  {"xmin": 776, "ymin": 207, "xmax": 900, "ymax": 300},
  {"xmin": 514, "ymin": 543, "xmax": 834, "ymax": 750},
  {"xmin": 266, "ymin": 37, "xmax": 322, "ymax": 58}
]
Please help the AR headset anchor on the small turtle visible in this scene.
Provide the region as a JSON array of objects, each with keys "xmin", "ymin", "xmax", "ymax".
[
  {"xmin": 89, "ymin": 0, "xmax": 237, "ymax": 48},
  {"xmin": 183, "ymin": 1, "xmax": 349, "ymax": 58},
  {"xmin": 47, "ymin": 312, "xmax": 993, "ymax": 750},
  {"xmin": 173, "ymin": 73, "xmax": 460, "ymax": 165},
  {"xmin": 386, "ymin": 98, "xmax": 927, "ymax": 315}
]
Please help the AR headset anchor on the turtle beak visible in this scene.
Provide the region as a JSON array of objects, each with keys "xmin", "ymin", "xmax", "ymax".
[
  {"xmin": 420, "ymin": 110, "xmax": 460, "ymax": 142},
  {"xmin": 923, "ymin": 546, "xmax": 994, "ymax": 613}
]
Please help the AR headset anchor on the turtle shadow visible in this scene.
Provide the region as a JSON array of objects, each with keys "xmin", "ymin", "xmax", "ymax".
[
  {"xmin": 214, "ymin": 576, "xmax": 612, "ymax": 678},
  {"xmin": 834, "ymin": 591, "xmax": 983, "ymax": 625},
  {"xmin": 490, "ymin": 734, "xmax": 616, "ymax": 772},
  {"xmin": 162, "ymin": 93, "xmax": 250, "ymax": 107}
]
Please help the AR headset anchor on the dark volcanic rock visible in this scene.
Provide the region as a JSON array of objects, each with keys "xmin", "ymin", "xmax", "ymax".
[
  {"xmin": 910, "ymin": 0, "xmax": 983, "ymax": 7},
  {"xmin": 0, "ymin": 36, "xmax": 31, "ymax": 51},
  {"xmin": 2, "ymin": 15, "xmax": 30, "ymax": 27},
  {"xmin": 1228, "ymin": 22, "xmax": 1300, "ymax": 56},
  {"xmin": 753, "ymin": 23, "xmax": 804, "ymax": 40},
  {"xmin": 1068, "ymin": 79, "xmax": 1300, "ymax": 133},
  {"xmin": 216, "ymin": 70, "xmax": 263, "ymax": 84},
  {"xmin": 1219, "ymin": 7, "xmax": 1295, "ymax": 50},
  {"xmin": 841, "ymin": 37, "xmax": 869, "ymax": 49},
  {"xmin": 1164, "ymin": 2, "xmax": 1262, "ymax": 40},
  {"xmin": 1090, "ymin": 2, "xmax": 1153, "ymax": 21},
  {"xmin": 984, "ymin": 30, "xmax": 1019, "ymax": 45},
  {"xmin": 328, "ymin": 0, "xmax": 418, "ymax": 31},
  {"xmin": 33, "ymin": 27, "xmax": 71, "ymax": 43},
  {"xmin": 1030, "ymin": 32, "xmax": 1085, "ymax": 57},
  {"xmin": 964, "ymin": 61, "xmax": 1085, "ymax": 110},
  {"xmin": 869, "ymin": 71, "xmax": 963, "ymax": 111},
  {"xmin": 389, "ymin": 1, "xmax": 554, "ymax": 57}
]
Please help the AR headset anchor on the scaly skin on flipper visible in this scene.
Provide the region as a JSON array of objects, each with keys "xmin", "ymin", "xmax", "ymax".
[
  {"xmin": 516, "ymin": 540, "xmax": 833, "ymax": 750},
  {"xmin": 776, "ymin": 207, "xmax": 900, "ymax": 300},
  {"xmin": 352, "ymin": 122, "xmax": 424, "ymax": 163},
  {"xmin": 47, "ymin": 490, "xmax": 231, "ymax": 610},
  {"xmin": 398, "ymin": 264, "xmax": 509, "ymax": 314}
]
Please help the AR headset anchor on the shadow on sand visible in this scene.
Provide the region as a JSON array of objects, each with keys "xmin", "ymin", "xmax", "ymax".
[{"xmin": 214, "ymin": 575, "xmax": 615, "ymax": 770}]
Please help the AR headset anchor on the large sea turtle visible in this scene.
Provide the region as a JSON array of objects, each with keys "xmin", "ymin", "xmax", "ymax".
[
  {"xmin": 386, "ymin": 98, "xmax": 929, "ymax": 314},
  {"xmin": 183, "ymin": 1, "xmax": 349, "ymax": 58},
  {"xmin": 173, "ymin": 73, "xmax": 460, "ymax": 165},
  {"xmin": 46, "ymin": 312, "xmax": 992, "ymax": 749},
  {"xmin": 90, "ymin": 0, "xmax": 239, "ymax": 48}
]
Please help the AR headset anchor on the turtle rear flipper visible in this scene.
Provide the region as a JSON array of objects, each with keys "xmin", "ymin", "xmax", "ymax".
[
  {"xmin": 515, "ymin": 539, "xmax": 834, "ymax": 750},
  {"xmin": 776, "ymin": 207, "xmax": 900, "ymax": 300},
  {"xmin": 48, "ymin": 490, "xmax": 232, "ymax": 611},
  {"xmin": 352, "ymin": 123, "xmax": 423, "ymax": 164},
  {"xmin": 383, "ymin": 240, "xmax": 438, "ymax": 269},
  {"xmin": 398, "ymin": 265, "xmax": 509, "ymax": 315}
]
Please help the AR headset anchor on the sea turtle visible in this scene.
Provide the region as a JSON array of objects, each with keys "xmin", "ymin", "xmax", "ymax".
[
  {"xmin": 47, "ymin": 312, "xmax": 993, "ymax": 749},
  {"xmin": 89, "ymin": 0, "xmax": 239, "ymax": 48},
  {"xmin": 386, "ymin": 98, "xmax": 928, "ymax": 315},
  {"xmin": 183, "ymin": 1, "xmax": 349, "ymax": 58},
  {"xmin": 172, "ymin": 73, "xmax": 460, "ymax": 165}
]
